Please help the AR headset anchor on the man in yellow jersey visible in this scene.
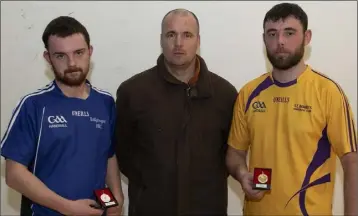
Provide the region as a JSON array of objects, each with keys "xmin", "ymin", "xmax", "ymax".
[{"xmin": 226, "ymin": 2, "xmax": 357, "ymax": 216}]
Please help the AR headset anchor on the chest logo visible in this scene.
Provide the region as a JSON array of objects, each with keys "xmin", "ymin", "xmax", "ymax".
[
  {"xmin": 293, "ymin": 104, "xmax": 312, "ymax": 113},
  {"xmin": 252, "ymin": 101, "xmax": 266, "ymax": 112},
  {"xmin": 48, "ymin": 115, "xmax": 68, "ymax": 128},
  {"xmin": 90, "ymin": 117, "xmax": 106, "ymax": 129},
  {"xmin": 273, "ymin": 97, "xmax": 290, "ymax": 103}
]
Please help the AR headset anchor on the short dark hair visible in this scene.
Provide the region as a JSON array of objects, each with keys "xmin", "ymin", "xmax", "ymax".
[
  {"xmin": 42, "ymin": 16, "xmax": 90, "ymax": 50},
  {"xmin": 263, "ymin": 3, "xmax": 308, "ymax": 31},
  {"xmin": 161, "ymin": 8, "xmax": 200, "ymax": 34}
]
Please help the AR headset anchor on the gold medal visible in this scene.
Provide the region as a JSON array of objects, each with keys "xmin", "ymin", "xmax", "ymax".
[{"xmin": 258, "ymin": 172, "xmax": 268, "ymax": 184}]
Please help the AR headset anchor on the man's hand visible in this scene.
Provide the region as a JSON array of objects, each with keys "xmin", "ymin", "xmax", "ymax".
[
  {"xmin": 238, "ymin": 170, "xmax": 265, "ymax": 200},
  {"xmin": 107, "ymin": 195, "xmax": 124, "ymax": 216},
  {"xmin": 106, "ymin": 204, "xmax": 123, "ymax": 216},
  {"xmin": 62, "ymin": 199, "xmax": 104, "ymax": 216}
]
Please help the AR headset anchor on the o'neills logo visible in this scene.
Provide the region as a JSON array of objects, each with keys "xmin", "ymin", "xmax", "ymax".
[
  {"xmin": 273, "ymin": 97, "xmax": 290, "ymax": 103},
  {"xmin": 72, "ymin": 110, "xmax": 89, "ymax": 117}
]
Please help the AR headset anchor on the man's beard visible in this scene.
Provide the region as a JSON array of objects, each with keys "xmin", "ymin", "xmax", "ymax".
[
  {"xmin": 266, "ymin": 41, "xmax": 305, "ymax": 70},
  {"xmin": 52, "ymin": 63, "xmax": 89, "ymax": 87}
]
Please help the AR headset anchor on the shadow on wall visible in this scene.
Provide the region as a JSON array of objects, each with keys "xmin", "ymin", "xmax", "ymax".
[
  {"xmin": 44, "ymin": 61, "xmax": 95, "ymax": 82},
  {"xmin": 261, "ymin": 44, "xmax": 312, "ymax": 73},
  {"xmin": 1, "ymin": 159, "xmax": 21, "ymax": 213}
]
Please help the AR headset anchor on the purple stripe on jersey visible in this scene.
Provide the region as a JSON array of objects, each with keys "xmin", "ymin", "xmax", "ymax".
[
  {"xmin": 273, "ymin": 78, "xmax": 297, "ymax": 87},
  {"xmin": 245, "ymin": 76, "xmax": 274, "ymax": 113},
  {"xmin": 285, "ymin": 173, "xmax": 330, "ymax": 208},
  {"xmin": 298, "ymin": 127, "xmax": 331, "ymax": 216},
  {"xmin": 312, "ymin": 70, "xmax": 355, "ymax": 152}
]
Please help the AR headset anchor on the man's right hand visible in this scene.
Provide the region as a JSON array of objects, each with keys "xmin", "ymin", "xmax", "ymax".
[
  {"xmin": 238, "ymin": 171, "xmax": 265, "ymax": 201},
  {"xmin": 63, "ymin": 199, "xmax": 104, "ymax": 216}
]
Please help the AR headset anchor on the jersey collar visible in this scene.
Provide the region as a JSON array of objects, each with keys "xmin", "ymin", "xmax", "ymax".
[
  {"xmin": 53, "ymin": 79, "xmax": 93, "ymax": 99},
  {"xmin": 270, "ymin": 65, "xmax": 311, "ymax": 87}
]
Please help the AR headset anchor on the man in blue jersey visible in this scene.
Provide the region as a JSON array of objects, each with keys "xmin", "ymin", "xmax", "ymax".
[{"xmin": 1, "ymin": 16, "xmax": 124, "ymax": 216}]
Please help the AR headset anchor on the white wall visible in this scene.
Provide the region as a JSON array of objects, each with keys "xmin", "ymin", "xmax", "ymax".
[{"xmin": 1, "ymin": 1, "xmax": 356, "ymax": 215}]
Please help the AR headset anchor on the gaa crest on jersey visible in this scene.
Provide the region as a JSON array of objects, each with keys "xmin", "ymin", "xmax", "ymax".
[
  {"xmin": 47, "ymin": 115, "xmax": 68, "ymax": 128},
  {"xmin": 252, "ymin": 101, "xmax": 266, "ymax": 113}
]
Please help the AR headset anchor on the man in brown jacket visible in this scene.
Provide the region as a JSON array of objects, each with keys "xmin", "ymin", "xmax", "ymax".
[{"xmin": 114, "ymin": 8, "xmax": 238, "ymax": 216}]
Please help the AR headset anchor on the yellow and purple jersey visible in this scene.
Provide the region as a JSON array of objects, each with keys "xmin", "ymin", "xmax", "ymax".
[{"xmin": 228, "ymin": 65, "xmax": 357, "ymax": 215}]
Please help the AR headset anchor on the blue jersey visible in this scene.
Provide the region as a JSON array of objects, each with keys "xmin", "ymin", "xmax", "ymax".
[{"xmin": 1, "ymin": 80, "xmax": 116, "ymax": 215}]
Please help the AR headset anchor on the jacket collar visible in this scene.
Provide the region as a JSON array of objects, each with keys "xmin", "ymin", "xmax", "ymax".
[{"xmin": 156, "ymin": 54, "xmax": 212, "ymax": 98}]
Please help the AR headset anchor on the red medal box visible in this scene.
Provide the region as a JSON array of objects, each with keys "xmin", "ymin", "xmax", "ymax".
[
  {"xmin": 94, "ymin": 188, "xmax": 118, "ymax": 209},
  {"xmin": 252, "ymin": 168, "xmax": 272, "ymax": 190}
]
